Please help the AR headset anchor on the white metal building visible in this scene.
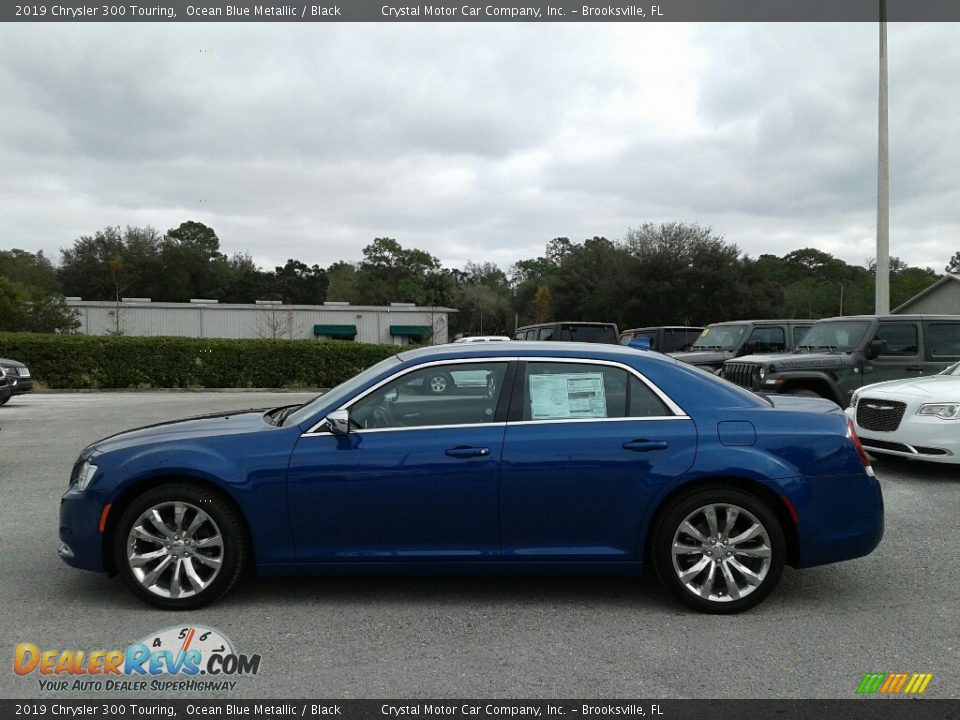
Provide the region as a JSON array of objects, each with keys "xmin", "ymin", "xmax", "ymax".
[{"xmin": 65, "ymin": 299, "xmax": 457, "ymax": 345}]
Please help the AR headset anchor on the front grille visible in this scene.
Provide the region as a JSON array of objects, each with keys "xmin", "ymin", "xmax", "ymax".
[
  {"xmin": 724, "ymin": 362, "xmax": 757, "ymax": 388},
  {"xmin": 857, "ymin": 398, "xmax": 907, "ymax": 432}
]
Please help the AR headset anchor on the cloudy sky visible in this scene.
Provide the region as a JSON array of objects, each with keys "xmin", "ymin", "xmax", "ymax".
[{"xmin": 1, "ymin": 22, "xmax": 957, "ymax": 273}]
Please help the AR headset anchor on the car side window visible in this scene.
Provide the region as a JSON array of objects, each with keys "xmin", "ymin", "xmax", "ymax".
[
  {"xmin": 925, "ymin": 323, "xmax": 960, "ymax": 360},
  {"xmin": 793, "ymin": 326, "xmax": 811, "ymax": 346},
  {"xmin": 349, "ymin": 362, "xmax": 508, "ymax": 430},
  {"xmin": 746, "ymin": 327, "xmax": 786, "ymax": 354},
  {"xmin": 520, "ymin": 362, "xmax": 670, "ymax": 420},
  {"xmin": 872, "ymin": 323, "xmax": 919, "ymax": 357},
  {"xmin": 538, "ymin": 327, "xmax": 555, "ymax": 341}
]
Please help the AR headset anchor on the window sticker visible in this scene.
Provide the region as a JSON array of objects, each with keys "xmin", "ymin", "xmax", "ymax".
[{"xmin": 529, "ymin": 372, "xmax": 607, "ymax": 419}]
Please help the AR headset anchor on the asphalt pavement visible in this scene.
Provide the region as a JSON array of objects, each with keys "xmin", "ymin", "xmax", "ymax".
[{"xmin": 1, "ymin": 392, "xmax": 957, "ymax": 699}]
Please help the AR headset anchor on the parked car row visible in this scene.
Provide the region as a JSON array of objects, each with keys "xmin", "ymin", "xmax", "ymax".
[{"xmin": 477, "ymin": 314, "xmax": 960, "ymax": 465}]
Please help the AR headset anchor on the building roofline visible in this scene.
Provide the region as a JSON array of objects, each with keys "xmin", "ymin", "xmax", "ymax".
[
  {"xmin": 892, "ymin": 273, "xmax": 959, "ymax": 313},
  {"xmin": 63, "ymin": 300, "xmax": 458, "ymax": 313}
]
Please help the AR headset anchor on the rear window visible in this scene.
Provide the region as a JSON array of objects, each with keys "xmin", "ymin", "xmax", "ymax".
[
  {"xmin": 559, "ymin": 324, "xmax": 618, "ymax": 344},
  {"xmin": 925, "ymin": 322, "xmax": 960, "ymax": 360}
]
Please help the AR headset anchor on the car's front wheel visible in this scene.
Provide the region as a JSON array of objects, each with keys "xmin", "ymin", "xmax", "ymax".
[
  {"xmin": 652, "ymin": 487, "xmax": 785, "ymax": 614},
  {"xmin": 113, "ymin": 483, "xmax": 248, "ymax": 610}
]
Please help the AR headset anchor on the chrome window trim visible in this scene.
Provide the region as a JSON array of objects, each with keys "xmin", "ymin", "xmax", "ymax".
[
  {"xmin": 303, "ymin": 357, "xmax": 512, "ymax": 434},
  {"xmin": 301, "ymin": 355, "xmax": 689, "ymax": 437}
]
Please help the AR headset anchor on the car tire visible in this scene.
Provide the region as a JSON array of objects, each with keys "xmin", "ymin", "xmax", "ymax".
[
  {"xmin": 0, "ymin": 395, "xmax": 9, "ymax": 406},
  {"xmin": 113, "ymin": 482, "xmax": 248, "ymax": 610},
  {"xmin": 423, "ymin": 371, "xmax": 453, "ymax": 395},
  {"xmin": 651, "ymin": 486, "xmax": 785, "ymax": 614}
]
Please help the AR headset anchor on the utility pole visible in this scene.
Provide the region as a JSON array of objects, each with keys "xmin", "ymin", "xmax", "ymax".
[{"xmin": 875, "ymin": 0, "xmax": 890, "ymax": 315}]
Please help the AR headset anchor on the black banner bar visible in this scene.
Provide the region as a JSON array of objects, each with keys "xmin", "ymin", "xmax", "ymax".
[
  {"xmin": 2, "ymin": 700, "xmax": 959, "ymax": 720},
  {"xmin": 5, "ymin": 0, "xmax": 960, "ymax": 23}
]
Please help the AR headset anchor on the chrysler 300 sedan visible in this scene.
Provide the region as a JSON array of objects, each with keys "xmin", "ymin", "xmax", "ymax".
[{"xmin": 59, "ymin": 343, "xmax": 883, "ymax": 613}]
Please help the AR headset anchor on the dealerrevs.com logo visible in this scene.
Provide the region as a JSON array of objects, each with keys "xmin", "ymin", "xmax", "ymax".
[
  {"xmin": 856, "ymin": 672, "xmax": 933, "ymax": 695},
  {"xmin": 14, "ymin": 625, "xmax": 261, "ymax": 692}
]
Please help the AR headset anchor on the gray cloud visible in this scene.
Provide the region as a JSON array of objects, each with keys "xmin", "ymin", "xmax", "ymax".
[{"xmin": 1, "ymin": 22, "xmax": 957, "ymax": 275}]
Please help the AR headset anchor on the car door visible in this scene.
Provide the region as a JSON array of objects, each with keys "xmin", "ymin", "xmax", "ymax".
[
  {"xmin": 287, "ymin": 360, "xmax": 513, "ymax": 561},
  {"xmin": 864, "ymin": 321, "xmax": 924, "ymax": 384},
  {"xmin": 499, "ymin": 359, "xmax": 697, "ymax": 560}
]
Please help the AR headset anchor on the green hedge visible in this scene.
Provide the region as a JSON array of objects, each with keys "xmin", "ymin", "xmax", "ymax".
[{"xmin": 0, "ymin": 333, "xmax": 404, "ymax": 389}]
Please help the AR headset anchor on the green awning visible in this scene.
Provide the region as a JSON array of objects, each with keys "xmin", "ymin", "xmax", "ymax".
[
  {"xmin": 313, "ymin": 324, "xmax": 357, "ymax": 338},
  {"xmin": 390, "ymin": 325, "xmax": 431, "ymax": 337}
]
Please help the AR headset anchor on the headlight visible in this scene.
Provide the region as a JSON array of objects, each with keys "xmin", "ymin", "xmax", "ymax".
[
  {"xmin": 75, "ymin": 461, "xmax": 99, "ymax": 492},
  {"xmin": 758, "ymin": 367, "xmax": 766, "ymax": 380},
  {"xmin": 19, "ymin": 367, "xmax": 30, "ymax": 378},
  {"xmin": 850, "ymin": 391, "xmax": 861, "ymax": 409},
  {"xmin": 917, "ymin": 403, "xmax": 960, "ymax": 420}
]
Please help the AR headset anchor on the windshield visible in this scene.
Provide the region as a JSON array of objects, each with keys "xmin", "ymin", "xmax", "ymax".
[
  {"xmin": 691, "ymin": 324, "xmax": 748, "ymax": 352},
  {"xmin": 280, "ymin": 355, "xmax": 403, "ymax": 427},
  {"xmin": 796, "ymin": 320, "xmax": 871, "ymax": 352},
  {"xmin": 940, "ymin": 361, "xmax": 960, "ymax": 376}
]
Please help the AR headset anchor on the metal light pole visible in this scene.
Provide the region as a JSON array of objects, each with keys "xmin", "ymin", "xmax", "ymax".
[{"xmin": 875, "ymin": 0, "xmax": 890, "ymax": 314}]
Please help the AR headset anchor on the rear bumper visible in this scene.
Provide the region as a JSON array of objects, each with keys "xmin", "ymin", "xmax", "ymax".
[
  {"xmin": 59, "ymin": 488, "xmax": 106, "ymax": 572},
  {"xmin": 792, "ymin": 471, "xmax": 884, "ymax": 568}
]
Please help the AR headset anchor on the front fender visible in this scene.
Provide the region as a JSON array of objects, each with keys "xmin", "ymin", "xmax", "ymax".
[
  {"xmin": 768, "ymin": 370, "xmax": 842, "ymax": 403},
  {"xmin": 93, "ymin": 431, "xmax": 299, "ymax": 566}
]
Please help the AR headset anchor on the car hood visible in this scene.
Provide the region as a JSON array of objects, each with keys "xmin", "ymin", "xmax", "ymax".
[
  {"xmin": 0, "ymin": 358, "xmax": 27, "ymax": 367},
  {"xmin": 669, "ymin": 350, "xmax": 733, "ymax": 364},
  {"xmin": 732, "ymin": 352, "xmax": 849, "ymax": 369},
  {"xmin": 86, "ymin": 409, "xmax": 276, "ymax": 455},
  {"xmin": 765, "ymin": 393, "xmax": 841, "ymax": 413},
  {"xmin": 856, "ymin": 375, "xmax": 960, "ymax": 399}
]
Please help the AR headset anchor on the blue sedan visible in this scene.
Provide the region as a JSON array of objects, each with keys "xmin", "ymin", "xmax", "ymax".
[{"xmin": 59, "ymin": 343, "xmax": 883, "ymax": 613}]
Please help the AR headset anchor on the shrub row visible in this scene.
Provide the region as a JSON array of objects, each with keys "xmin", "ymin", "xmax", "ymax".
[{"xmin": 0, "ymin": 333, "xmax": 404, "ymax": 389}]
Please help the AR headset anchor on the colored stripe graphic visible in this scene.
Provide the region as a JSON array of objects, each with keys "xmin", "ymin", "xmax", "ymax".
[{"xmin": 857, "ymin": 673, "xmax": 932, "ymax": 694}]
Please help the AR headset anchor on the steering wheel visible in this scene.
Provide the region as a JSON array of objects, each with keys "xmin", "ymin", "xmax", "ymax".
[{"xmin": 366, "ymin": 405, "xmax": 393, "ymax": 429}]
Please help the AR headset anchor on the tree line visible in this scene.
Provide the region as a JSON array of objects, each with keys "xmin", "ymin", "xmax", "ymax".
[{"xmin": 1, "ymin": 220, "xmax": 957, "ymax": 336}]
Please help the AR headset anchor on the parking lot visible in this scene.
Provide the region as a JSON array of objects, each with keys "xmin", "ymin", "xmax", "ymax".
[{"xmin": 1, "ymin": 391, "xmax": 957, "ymax": 699}]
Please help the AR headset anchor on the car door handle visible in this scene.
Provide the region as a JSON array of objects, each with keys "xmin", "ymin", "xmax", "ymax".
[
  {"xmin": 445, "ymin": 446, "xmax": 490, "ymax": 458},
  {"xmin": 623, "ymin": 440, "xmax": 668, "ymax": 452}
]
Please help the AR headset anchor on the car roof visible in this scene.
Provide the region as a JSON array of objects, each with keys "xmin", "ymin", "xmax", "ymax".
[
  {"xmin": 398, "ymin": 341, "xmax": 682, "ymax": 366},
  {"xmin": 707, "ymin": 319, "xmax": 811, "ymax": 326},
  {"xmin": 815, "ymin": 314, "xmax": 960, "ymax": 321},
  {"xmin": 622, "ymin": 326, "xmax": 703, "ymax": 332},
  {"xmin": 517, "ymin": 321, "xmax": 617, "ymax": 329}
]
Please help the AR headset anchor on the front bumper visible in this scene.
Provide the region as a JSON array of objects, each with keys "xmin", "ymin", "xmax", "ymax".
[
  {"xmin": 59, "ymin": 488, "xmax": 106, "ymax": 572},
  {"xmin": 8, "ymin": 376, "xmax": 33, "ymax": 394},
  {"xmin": 844, "ymin": 407, "xmax": 959, "ymax": 464}
]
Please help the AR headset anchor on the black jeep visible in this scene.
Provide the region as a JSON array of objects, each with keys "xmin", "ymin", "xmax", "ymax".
[
  {"xmin": 669, "ymin": 319, "xmax": 814, "ymax": 374},
  {"xmin": 722, "ymin": 314, "xmax": 960, "ymax": 405}
]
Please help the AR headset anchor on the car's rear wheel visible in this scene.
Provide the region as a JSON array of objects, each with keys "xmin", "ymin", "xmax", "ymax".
[
  {"xmin": 113, "ymin": 483, "xmax": 247, "ymax": 610},
  {"xmin": 652, "ymin": 487, "xmax": 785, "ymax": 614},
  {"xmin": 0, "ymin": 395, "xmax": 9, "ymax": 406},
  {"xmin": 423, "ymin": 371, "xmax": 452, "ymax": 395}
]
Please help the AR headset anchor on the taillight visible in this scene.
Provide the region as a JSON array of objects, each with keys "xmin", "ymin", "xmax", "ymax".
[{"xmin": 847, "ymin": 418, "xmax": 874, "ymax": 477}]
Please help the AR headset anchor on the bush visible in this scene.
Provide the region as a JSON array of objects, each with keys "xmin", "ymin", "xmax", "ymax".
[{"xmin": 0, "ymin": 333, "xmax": 404, "ymax": 389}]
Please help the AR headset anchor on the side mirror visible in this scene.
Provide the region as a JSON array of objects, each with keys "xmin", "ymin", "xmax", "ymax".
[
  {"xmin": 326, "ymin": 409, "xmax": 350, "ymax": 434},
  {"xmin": 865, "ymin": 339, "xmax": 885, "ymax": 360},
  {"xmin": 384, "ymin": 388, "xmax": 399, "ymax": 403}
]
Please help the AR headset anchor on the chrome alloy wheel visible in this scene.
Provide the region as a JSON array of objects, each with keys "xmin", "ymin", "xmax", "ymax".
[
  {"xmin": 670, "ymin": 503, "xmax": 773, "ymax": 603},
  {"xmin": 126, "ymin": 501, "xmax": 224, "ymax": 599},
  {"xmin": 429, "ymin": 375, "xmax": 448, "ymax": 393}
]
